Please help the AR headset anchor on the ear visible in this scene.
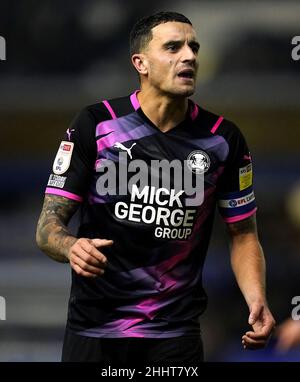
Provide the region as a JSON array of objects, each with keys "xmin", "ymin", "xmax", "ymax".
[{"xmin": 131, "ymin": 54, "xmax": 148, "ymax": 76}]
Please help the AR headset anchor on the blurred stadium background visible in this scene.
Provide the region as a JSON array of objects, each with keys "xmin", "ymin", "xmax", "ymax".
[{"xmin": 0, "ymin": 0, "xmax": 299, "ymax": 361}]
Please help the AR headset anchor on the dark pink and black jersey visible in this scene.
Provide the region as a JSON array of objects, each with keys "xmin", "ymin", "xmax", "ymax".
[{"xmin": 45, "ymin": 91, "xmax": 256, "ymax": 338}]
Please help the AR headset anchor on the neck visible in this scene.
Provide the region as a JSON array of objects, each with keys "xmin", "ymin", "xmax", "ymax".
[{"xmin": 137, "ymin": 87, "xmax": 189, "ymax": 133}]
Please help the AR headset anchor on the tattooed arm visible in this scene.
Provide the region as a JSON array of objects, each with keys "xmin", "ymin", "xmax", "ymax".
[
  {"xmin": 36, "ymin": 195, "xmax": 78, "ymax": 263},
  {"xmin": 227, "ymin": 215, "xmax": 275, "ymax": 349},
  {"xmin": 36, "ymin": 195, "xmax": 113, "ymax": 277}
]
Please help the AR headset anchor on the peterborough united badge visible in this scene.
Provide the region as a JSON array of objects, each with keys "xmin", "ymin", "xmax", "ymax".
[{"xmin": 187, "ymin": 150, "xmax": 210, "ymax": 174}]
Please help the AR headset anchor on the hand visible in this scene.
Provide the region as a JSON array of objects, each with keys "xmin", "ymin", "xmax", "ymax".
[
  {"xmin": 68, "ymin": 238, "xmax": 113, "ymax": 278},
  {"xmin": 276, "ymin": 318, "xmax": 300, "ymax": 352},
  {"xmin": 242, "ymin": 301, "xmax": 276, "ymax": 350}
]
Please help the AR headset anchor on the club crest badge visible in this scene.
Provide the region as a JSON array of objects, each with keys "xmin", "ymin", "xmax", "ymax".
[{"xmin": 187, "ymin": 150, "xmax": 210, "ymax": 174}]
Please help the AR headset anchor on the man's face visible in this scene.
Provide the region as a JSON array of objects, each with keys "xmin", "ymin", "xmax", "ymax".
[{"xmin": 141, "ymin": 22, "xmax": 200, "ymax": 97}]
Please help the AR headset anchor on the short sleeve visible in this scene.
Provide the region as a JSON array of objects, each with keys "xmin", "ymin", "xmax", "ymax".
[
  {"xmin": 45, "ymin": 108, "xmax": 97, "ymax": 202},
  {"xmin": 217, "ymin": 123, "xmax": 257, "ymax": 223}
]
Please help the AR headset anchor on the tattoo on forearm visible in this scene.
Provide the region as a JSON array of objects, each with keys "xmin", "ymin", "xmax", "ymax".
[
  {"xmin": 36, "ymin": 195, "xmax": 79, "ymax": 262},
  {"xmin": 227, "ymin": 215, "xmax": 257, "ymax": 237}
]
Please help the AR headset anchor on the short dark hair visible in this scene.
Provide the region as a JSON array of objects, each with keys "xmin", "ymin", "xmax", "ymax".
[{"xmin": 130, "ymin": 11, "xmax": 192, "ymax": 56}]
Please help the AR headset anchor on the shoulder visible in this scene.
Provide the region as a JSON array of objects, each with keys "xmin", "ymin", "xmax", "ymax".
[
  {"xmin": 70, "ymin": 94, "xmax": 132, "ymax": 134},
  {"xmin": 79, "ymin": 102, "xmax": 111, "ymax": 124},
  {"xmin": 216, "ymin": 118, "xmax": 246, "ymax": 147},
  {"xmin": 194, "ymin": 104, "xmax": 245, "ymax": 142},
  {"xmin": 77, "ymin": 94, "xmax": 135, "ymax": 125},
  {"xmin": 104, "ymin": 94, "xmax": 137, "ymax": 118}
]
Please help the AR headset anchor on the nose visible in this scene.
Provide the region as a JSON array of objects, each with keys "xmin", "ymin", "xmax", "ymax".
[{"xmin": 181, "ymin": 43, "xmax": 196, "ymax": 63}]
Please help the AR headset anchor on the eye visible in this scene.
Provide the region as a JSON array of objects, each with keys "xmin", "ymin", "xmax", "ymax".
[
  {"xmin": 190, "ymin": 44, "xmax": 200, "ymax": 54},
  {"xmin": 167, "ymin": 44, "xmax": 178, "ymax": 52},
  {"xmin": 165, "ymin": 42, "xmax": 181, "ymax": 52}
]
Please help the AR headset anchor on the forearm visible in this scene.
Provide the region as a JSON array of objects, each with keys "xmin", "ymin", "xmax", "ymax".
[
  {"xmin": 227, "ymin": 215, "xmax": 267, "ymax": 306},
  {"xmin": 227, "ymin": 215, "xmax": 275, "ymax": 349},
  {"xmin": 36, "ymin": 195, "xmax": 79, "ymax": 263},
  {"xmin": 36, "ymin": 216, "xmax": 76, "ymax": 263},
  {"xmin": 231, "ymin": 237, "xmax": 266, "ymax": 306}
]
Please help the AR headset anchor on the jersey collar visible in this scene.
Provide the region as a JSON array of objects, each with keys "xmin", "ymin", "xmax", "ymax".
[{"xmin": 130, "ymin": 90, "xmax": 199, "ymax": 121}]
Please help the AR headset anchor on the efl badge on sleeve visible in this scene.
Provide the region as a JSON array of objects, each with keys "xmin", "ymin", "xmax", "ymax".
[{"xmin": 53, "ymin": 141, "xmax": 74, "ymax": 175}]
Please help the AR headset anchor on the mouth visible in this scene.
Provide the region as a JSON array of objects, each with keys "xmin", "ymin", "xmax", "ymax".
[{"xmin": 177, "ymin": 69, "xmax": 194, "ymax": 80}]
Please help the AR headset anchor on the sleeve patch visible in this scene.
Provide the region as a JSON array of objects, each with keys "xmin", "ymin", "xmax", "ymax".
[
  {"xmin": 47, "ymin": 174, "xmax": 67, "ymax": 189},
  {"xmin": 218, "ymin": 191, "xmax": 255, "ymax": 208},
  {"xmin": 239, "ymin": 163, "xmax": 252, "ymax": 190},
  {"xmin": 218, "ymin": 186, "xmax": 257, "ymax": 220},
  {"xmin": 52, "ymin": 141, "xmax": 74, "ymax": 175}
]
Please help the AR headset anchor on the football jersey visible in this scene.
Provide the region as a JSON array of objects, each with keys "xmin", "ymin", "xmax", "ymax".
[{"xmin": 45, "ymin": 90, "xmax": 257, "ymax": 338}]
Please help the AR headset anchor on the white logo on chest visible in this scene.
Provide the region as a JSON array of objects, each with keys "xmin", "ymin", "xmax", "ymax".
[{"xmin": 113, "ymin": 142, "xmax": 136, "ymax": 159}]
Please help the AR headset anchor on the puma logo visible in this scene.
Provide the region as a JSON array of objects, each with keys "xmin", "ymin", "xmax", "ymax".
[
  {"xmin": 66, "ymin": 128, "xmax": 75, "ymax": 141},
  {"xmin": 113, "ymin": 142, "xmax": 136, "ymax": 159}
]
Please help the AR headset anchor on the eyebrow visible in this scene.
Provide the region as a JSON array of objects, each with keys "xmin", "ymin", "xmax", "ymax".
[{"xmin": 163, "ymin": 40, "xmax": 200, "ymax": 50}]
